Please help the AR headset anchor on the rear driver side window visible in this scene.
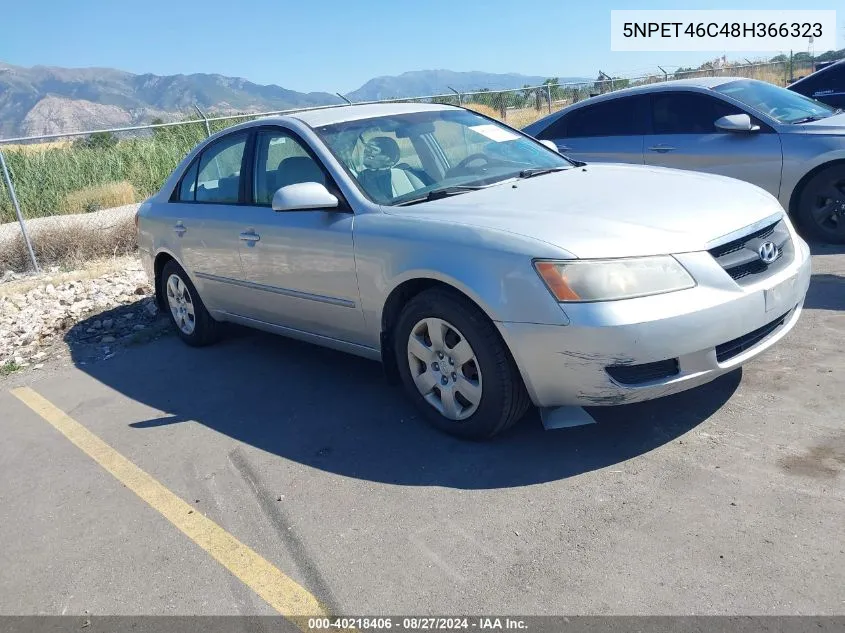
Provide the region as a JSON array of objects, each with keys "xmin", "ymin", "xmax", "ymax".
[
  {"xmin": 193, "ymin": 133, "xmax": 247, "ymax": 203},
  {"xmin": 544, "ymin": 95, "xmax": 648, "ymax": 139}
]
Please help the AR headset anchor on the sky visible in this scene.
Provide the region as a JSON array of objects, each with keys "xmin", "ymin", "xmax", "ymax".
[{"xmin": 1, "ymin": 0, "xmax": 843, "ymax": 94}]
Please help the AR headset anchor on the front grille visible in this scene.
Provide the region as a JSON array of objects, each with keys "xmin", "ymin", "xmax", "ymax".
[
  {"xmin": 606, "ymin": 359, "xmax": 680, "ymax": 385},
  {"xmin": 715, "ymin": 311, "xmax": 790, "ymax": 363},
  {"xmin": 708, "ymin": 219, "xmax": 793, "ymax": 284}
]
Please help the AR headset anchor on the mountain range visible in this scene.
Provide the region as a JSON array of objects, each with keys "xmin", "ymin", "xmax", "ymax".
[{"xmin": 0, "ymin": 62, "xmax": 586, "ymax": 138}]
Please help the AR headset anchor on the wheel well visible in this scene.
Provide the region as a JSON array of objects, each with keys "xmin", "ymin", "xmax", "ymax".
[
  {"xmin": 379, "ymin": 278, "xmax": 499, "ymax": 384},
  {"xmin": 789, "ymin": 159, "xmax": 845, "ymax": 214},
  {"xmin": 153, "ymin": 252, "xmax": 175, "ymax": 309}
]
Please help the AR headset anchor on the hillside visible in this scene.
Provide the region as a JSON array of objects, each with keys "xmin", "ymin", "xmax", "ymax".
[
  {"xmin": 346, "ymin": 70, "xmax": 587, "ymax": 101},
  {"xmin": 0, "ymin": 62, "xmax": 343, "ymax": 138},
  {"xmin": 0, "ymin": 63, "xmax": 583, "ymax": 138}
]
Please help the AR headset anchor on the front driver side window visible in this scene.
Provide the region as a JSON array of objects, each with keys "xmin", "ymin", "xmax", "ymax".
[
  {"xmin": 651, "ymin": 93, "xmax": 742, "ymax": 134},
  {"xmin": 253, "ymin": 130, "xmax": 326, "ymax": 205}
]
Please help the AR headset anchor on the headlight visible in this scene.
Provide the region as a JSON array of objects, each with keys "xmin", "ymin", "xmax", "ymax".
[{"xmin": 534, "ymin": 257, "xmax": 695, "ymax": 302}]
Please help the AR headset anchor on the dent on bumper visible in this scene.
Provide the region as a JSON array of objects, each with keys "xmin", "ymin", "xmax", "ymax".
[{"xmin": 498, "ymin": 245, "xmax": 812, "ymax": 408}]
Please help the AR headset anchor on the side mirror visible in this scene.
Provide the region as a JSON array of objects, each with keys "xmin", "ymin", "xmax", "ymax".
[
  {"xmin": 539, "ymin": 139, "xmax": 559, "ymax": 152},
  {"xmin": 715, "ymin": 113, "xmax": 760, "ymax": 132},
  {"xmin": 271, "ymin": 182, "xmax": 338, "ymax": 212}
]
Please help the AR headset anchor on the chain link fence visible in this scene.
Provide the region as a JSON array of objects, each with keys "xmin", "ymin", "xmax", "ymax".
[{"xmin": 0, "ymin": 59, "xmax": 817, "ymax": 271}]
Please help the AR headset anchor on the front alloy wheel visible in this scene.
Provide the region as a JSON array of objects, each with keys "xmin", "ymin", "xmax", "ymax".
[
  {"xmin": 406, "ymin": 317, "xmax": 483, "ymax": 421},
  {"xmin": 394, "ymin": 288, "xmax": 530, "ymax": 439},
  {"xmin": 797, "ymin": 165, "xmax": 845, "ymax": 244}
]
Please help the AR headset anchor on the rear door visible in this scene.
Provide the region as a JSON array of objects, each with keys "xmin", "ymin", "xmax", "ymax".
[
  {"xmin": 644, "ymin": 91, "xmax": 783, "ymax": 197},
  {"xmin": 167, "ymin": 132, "xmax": 256, "ymax": 316},
  {"xmin": 534, "ymin": 95, "xmax": 648, "ymax": 164}
]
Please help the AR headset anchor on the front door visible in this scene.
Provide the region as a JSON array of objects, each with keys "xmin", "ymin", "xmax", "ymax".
[
  {"xmin": 235, "ymin": 128, "xmax": 366, "ymax": 344},
  {"xmin": 643, "ymin": 91, "xmax": 783, "ymax": 198}
]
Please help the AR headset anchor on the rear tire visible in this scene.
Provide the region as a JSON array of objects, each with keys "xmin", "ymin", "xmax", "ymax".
[
  {"xmin": 795, "ymin": 164, "xmax": 845, "ymax": 244},
  {"xmin": 393, "ymin": 288, "xmax": 530, "ymax": 440},
  {"xmin": 161, "ymin": 260, "xmax": 221, "ymax": 347}
]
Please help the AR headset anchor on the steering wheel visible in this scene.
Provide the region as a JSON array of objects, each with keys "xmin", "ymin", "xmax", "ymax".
[
  {"xmin": 769, "ymin": 106, "xmax": 792, "ymax": 119},
  {"xmin": 454, "ymin": 153, "xmax": 493, "ymax": 171}
]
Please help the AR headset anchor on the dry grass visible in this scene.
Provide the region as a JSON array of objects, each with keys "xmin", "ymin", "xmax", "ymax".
[
  {"xmin": 0, "ymin": 215, "xmax": 137, "ymax": 273},
  {"xmin": 1, "ymin": 140, "xmax": 73, "ymax": 153},
  {"xmin": 62, "ymin": 181, "xmax": 138, "ymax": 214},
  {"xmin": 503, "ymin": 104, "xmax": 568, "ymax": 129},
  {"xmin": 462, "ymin": 103, "xmax": 501, "ymax": 119}
]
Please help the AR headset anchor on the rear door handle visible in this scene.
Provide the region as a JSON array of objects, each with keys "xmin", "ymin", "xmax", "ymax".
[
  {"xmin": 648, "ymin": 145, "xmax": 677, "ymax": 153},
  {"xmin": 173, "ymin": 222, "xmax": 186, "ymax": 236},
  {"xmin": 239, "ymin": 231, "xmax": 260, "ymax": 246},
  {"xmin": 556, "ymin": 144, "xmax": 572, "ymax": 152}
]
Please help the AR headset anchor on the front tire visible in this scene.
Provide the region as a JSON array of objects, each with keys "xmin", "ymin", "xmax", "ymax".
[
  {"xmin": 161, "ymin": 260, "xmax": 221, "ymax": 347},
  {"xmin": 795, "ymin": 164, "xmax": 845, "ymax": 244},
  {"xmin": 394, "ymin": 288, "xmax": 530, "ymax": 439}
]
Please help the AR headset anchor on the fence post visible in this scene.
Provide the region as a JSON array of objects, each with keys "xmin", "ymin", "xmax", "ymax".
[
  {"xmin": 546, "ymin": 84, "xmax": 552, "ymax": 113},
  {"xmin": 193, "ymin": 105, "xmax": 212, "ymax": 137},
  {"xmin": 447, "ymin": 86, "xmax": 463, "ymax": 107},
  {"xmin": 0, "ymin": 149, "xmax": 40, "ymax": 273}
]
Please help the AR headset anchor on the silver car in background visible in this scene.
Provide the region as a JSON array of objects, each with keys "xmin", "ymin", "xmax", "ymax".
[
  {"xmin": 524, "ymin": 78, "xmax": 845, "ymax": 244},
  {"xmin": 138, "ymin": 103, "xmax": 811, "ymax": 439}
]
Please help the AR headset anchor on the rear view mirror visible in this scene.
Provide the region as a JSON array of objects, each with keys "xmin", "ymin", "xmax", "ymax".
[
  {"xmin": 539, "ymin": 140, "xmax": 559, "ymax": 152},
  {"xmin": 715, "ymin": 114, "xmax": 760, "ymax": 132},
  {"xmin": 271, "ymin": 182, "xmax": 339, "ymax": 212}
]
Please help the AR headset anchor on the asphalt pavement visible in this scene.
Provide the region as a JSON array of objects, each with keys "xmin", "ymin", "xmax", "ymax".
[{"xmin": 1, "ymin": 244, "xmax": 843, "ymax": 618}]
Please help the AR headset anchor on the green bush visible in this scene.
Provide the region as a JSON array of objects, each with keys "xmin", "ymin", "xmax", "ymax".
[{"xmin": 0, "ymin": 121, "xmax": 213, "ymax": 222}]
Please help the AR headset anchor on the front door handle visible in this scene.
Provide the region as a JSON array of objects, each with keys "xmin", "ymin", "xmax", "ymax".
[
  {"xmin": 239, "ymin": 231, "xmax": 260, "ymax": 246},
  {"xmin": 648, "ymin": 145, "xmax": 677, "ymax": 153},
  {"xmin": 173, "ymin": 222, "xmax": 186, "ymax": 237}
]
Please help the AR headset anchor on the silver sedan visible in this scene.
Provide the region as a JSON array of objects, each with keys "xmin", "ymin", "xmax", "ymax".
[
  {"xmin": 137, "ymin": 103, "xmax": 811, "ymax": 439},
  {"xmin": 524, "ymin": 77, "xmax": 845, "ymax": 244}
]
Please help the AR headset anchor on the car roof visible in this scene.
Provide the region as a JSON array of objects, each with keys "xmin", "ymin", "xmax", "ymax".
[
  {"xmin": 290, "ymin": 102, "xmax": 456, "ymax": 127},
  {"xmin": 579, "ymin": 76, "xmax": 740, "ymax": 102},
  {"xmin": 521, "ymin": 76, "xmax": 756, "ymax": 134}
]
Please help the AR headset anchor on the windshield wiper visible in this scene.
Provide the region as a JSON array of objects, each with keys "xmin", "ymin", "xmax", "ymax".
[
  {"xmin": 394, "ymin": 185, "xmax": 488, "ymax": 207},
  {"xmin": 518, "ymin": 167, "xmax": 568, "ymax": 179},
  {"xmin": 791, "ymin": 114, "xmax": 827, "ymax": 124}
]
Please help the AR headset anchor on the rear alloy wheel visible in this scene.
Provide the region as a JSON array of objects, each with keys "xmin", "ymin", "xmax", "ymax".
[
  {"xmin": 161, "ymin": 260, "xmax": 220, "ymax": 346},
  {"xmin": 394, "ymin": 288, "xmax": 530, "ymax": 439},
  {"xmin": 796, "ymin": 165, "xmax": 845, "ymax": 244}
]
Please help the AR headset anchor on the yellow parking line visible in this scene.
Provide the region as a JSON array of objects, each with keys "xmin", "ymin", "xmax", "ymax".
[{"xmin": 11, "ymin": 386, "xmax": 331, "ymax": 629}]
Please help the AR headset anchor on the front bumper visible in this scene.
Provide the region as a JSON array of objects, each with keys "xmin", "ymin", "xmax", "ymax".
[{"xmin": 498, "ymin": 236, "xmax": 812, "ymax": 408}]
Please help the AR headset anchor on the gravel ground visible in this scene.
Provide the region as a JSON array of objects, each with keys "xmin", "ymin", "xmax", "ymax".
[{"xmin": 0, "ymin": 255, "xmax": 168, "ymax": 371}]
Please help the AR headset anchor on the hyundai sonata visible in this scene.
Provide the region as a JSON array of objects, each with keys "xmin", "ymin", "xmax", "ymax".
[{"xmin": 137, "ymin": 103, "xmax": 811, "ymax": 439}]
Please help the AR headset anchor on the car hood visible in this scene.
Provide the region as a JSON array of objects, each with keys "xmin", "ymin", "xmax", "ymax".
[
  {"xmin": 784, "ymin": 111, "xmax": 845, "ymax": 134},
  {"xmin": 388, "ymin": 164, "xmax": 784, "ymax": 259}
]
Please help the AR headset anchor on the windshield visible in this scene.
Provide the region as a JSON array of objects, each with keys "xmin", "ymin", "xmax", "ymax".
[
  {"xmin": 714, "ymin": 79, "xmax": 836, "ymax": 124},
  {"xmin": 313, "ymin": 109, "xmax": 571, "ymax": 205}
]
